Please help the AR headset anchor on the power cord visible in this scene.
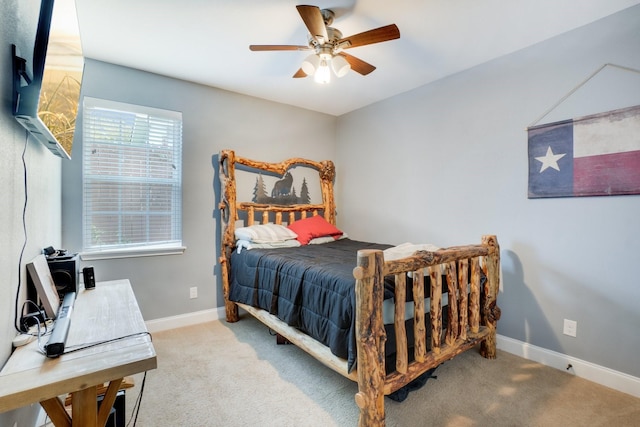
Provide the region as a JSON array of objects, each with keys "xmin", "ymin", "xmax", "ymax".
[
  {"xmin": 19, "ymin": 300, "xmax": 47, "ymax": 332},
  {"xmin": 12, "ymin": 131, "xmax": 53, "ymax": 343},
  {"xmin": 62, "ymin": 331, "xmax": 153, "ymax": 356},
  {"xmin": 14, "ymin": 130, "xmax": 30, "ymax": 334},
  {"xmin": 32, "ymin": 318, "xmax": 51, "ymax": 355},
  {"xmin": 126, "ymin": 371, "xmax": 148, "ymax": 427}
]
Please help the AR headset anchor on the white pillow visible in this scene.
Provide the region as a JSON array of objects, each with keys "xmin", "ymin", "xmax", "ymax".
[
  {"xmin": 308, "ymin": 233, "xmax": 349, "ymax": 245},
  {"xmin": 234, "ymin": 223, "xmax": 298, "ymax": 243}
]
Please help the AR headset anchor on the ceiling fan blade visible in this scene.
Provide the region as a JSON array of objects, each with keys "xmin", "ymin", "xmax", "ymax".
[
  {"xmin": 338, "ymin": 24, "xmax": 400, "ymax": 49},
  {"xmin": 293, "ymin": 68, "xmax": 307, "ymax": 78},
  {"xmin": 296, "ymin": 5, "xmax": 328, "ymax": 43},
  {"xmin": 338, "ymin": 53, "xmax": 376, "ymax": 76},
  {"xmin": 250, "ymin": 45, "xmax": 310, "ymax": 51}
]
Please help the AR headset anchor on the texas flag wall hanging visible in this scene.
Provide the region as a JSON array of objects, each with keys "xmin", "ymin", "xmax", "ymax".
[{"xmin": 527, "ymin": 105, "xmax": 640, "ymax": 198}]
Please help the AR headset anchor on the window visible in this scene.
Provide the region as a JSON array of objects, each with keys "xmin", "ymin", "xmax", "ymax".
[{"xmin": 82, "ymin": 97, "xmax": 183, "ymax": 258}]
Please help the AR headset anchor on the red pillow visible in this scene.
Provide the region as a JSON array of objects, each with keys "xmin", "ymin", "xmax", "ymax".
[{"xmin": 287, "ymin": 215, "xmax": 343, "ymax": 245}]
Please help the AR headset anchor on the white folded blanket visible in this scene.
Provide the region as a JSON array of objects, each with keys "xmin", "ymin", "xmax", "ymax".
[
  {"xmin": 384, "ymin": 243, "xmax": 442, "ymax": 277},
  {"xmin": 236, "ymin": 239, "xmax": 301, "ymax": 253},
  {"xmin": 383, "ymin": 243, "xmax": 440, "ymax": 261}
]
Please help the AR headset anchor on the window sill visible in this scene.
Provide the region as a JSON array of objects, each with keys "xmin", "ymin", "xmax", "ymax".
[{"xmin": 80, "ymin": 245, "xmax": 186, "ymax": 261}]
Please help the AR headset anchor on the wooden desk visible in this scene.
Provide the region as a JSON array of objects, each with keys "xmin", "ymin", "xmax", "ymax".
[{"xmin": 0, "ymin": 279, "xmax": 157, "ymax": 427}]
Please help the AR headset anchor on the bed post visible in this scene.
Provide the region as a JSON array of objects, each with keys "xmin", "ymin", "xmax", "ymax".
[
  {"xmin": 353, "ymin": 249, "xmax": 386, "ymax": 427},
  {"xmin": 318, "ymin": 160, "xmax": 336, "ymax": 225},
  {"xmin": 480, "ymin": 235, "xmax": 501, "ymax": 359},
  {"xmin": 218, "ymin": 150, "xmax": 239, "ymax": 322}
]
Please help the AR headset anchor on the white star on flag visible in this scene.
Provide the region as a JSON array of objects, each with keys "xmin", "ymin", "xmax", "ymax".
[{"xmin": 535, "ymin": 146, "xmax": 566, "ymax": 172}]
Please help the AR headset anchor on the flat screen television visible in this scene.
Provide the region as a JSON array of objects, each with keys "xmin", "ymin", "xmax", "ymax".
[{"xmin": 12, "ymin": 0, "xmax": 84, "ymax": 159}]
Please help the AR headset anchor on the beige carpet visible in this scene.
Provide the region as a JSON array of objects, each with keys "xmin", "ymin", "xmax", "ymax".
[{"xmin": 123, "ymin": 315, "xmax": 640, "ymax": 427}]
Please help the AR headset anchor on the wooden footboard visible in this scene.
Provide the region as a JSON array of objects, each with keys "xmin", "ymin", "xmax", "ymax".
[
  {"xmin": 353, "ymin": 235, "xmax": 500, "ymax": 426},
  {"xmin": 218, "ymin": 150, "xmax": 501, "ymax": 427}
]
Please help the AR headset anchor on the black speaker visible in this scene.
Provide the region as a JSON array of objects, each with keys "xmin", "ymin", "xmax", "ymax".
[
  {"xmin": 47, "ymin": 254, "xmax": 79, "ymax": 298},
  {"xmin": 83, "ymin": 266, "xmax": 96, "ymax": 289}
]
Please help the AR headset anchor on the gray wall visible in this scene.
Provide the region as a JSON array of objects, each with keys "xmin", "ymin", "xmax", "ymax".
[
  {"xmin": 61, "ymin": 59, "xmax": 337, "ymax": 321},
  {"xmin": 1, "ymin": 1, "xmax": 63, "ymax": 425},
  {"xmin": 335, "ymin": 6, "xmax": 640, "ymax": 378}
]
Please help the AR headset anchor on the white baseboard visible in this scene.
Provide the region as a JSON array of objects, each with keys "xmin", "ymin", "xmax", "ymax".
[
  {"xmin": 497, "ymin": 334, "xmax": 640, "ymax": 399},
  {"xmin": 145, "ymin": 307, "xmax": 225, "ymax": 333}
]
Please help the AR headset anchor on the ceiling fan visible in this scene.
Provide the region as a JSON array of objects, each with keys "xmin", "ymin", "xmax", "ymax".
[{"xmin": 249, "ymin": 5, "xmax": 400, "ymax": 83}]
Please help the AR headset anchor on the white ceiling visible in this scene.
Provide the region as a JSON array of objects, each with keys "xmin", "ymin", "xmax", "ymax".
[{"xmin": 73, "ymin": 0, "xmax": 640, "ymax": 116}]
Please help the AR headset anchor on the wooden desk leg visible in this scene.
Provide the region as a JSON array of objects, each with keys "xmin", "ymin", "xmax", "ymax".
[
  {"xmin": 44, "ymin": 378, "xmax": 124, "ymax": 427},
  {"xmin": 71, "ymin": 386, "xmax": 97, "ymax": 427},
  {"xmin": 40, "ymin": 397, "xmax": 71, "ymax": 427},
  {"xmin": 97, "ymin": 378, "xmax": 124, "ymax": 426}
]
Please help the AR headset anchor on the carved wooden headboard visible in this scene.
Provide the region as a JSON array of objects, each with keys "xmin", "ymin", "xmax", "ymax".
[{"xmin": 217, "ymin": 150, "xmax": 336, "ymax": 321}]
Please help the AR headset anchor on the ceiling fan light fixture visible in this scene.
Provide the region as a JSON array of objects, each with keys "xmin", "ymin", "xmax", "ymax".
[
  {"xmin": 249, "ymin": 5, "xmax": 400, "ymax": 81},
  {"xmin": 314, "ymin": 59, "xmax": 331, "ymax": 84},
  {"xmin": 331, "ymin": 55, "xmax": 350, "ymax": 78},
  {"xmin": 301, "ymin": 54, "xmax": 319, "ymax": 75}
]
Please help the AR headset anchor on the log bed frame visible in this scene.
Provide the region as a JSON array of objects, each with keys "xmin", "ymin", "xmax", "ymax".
[{"xmin": 218, "ymin": 150, "xmax": 501, "ymax": 426}]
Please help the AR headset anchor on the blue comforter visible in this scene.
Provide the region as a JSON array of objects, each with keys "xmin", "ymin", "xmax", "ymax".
[{"xmin": 229, "ymin": 238, "xmax": 392, "ymax": 370}]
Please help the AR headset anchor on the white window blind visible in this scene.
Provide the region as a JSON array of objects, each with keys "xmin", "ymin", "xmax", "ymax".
[{"xmin": 82, "ymin": 97, "xmax": 183, "ymax": 254}]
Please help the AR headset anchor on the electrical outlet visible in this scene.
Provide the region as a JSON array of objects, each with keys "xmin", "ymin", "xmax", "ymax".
[
  {"xmin": 189, "ymin": 286, "xmax": 198, "ymax": 299},
  {"xmin": 563, "ymin": 319, "xmax": 577, "ymax": 337}
]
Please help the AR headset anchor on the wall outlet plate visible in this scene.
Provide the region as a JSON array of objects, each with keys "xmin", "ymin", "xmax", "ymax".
[{"xmin": 563, "ymin": 319, "xmax": 577, "ymax": 337}]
